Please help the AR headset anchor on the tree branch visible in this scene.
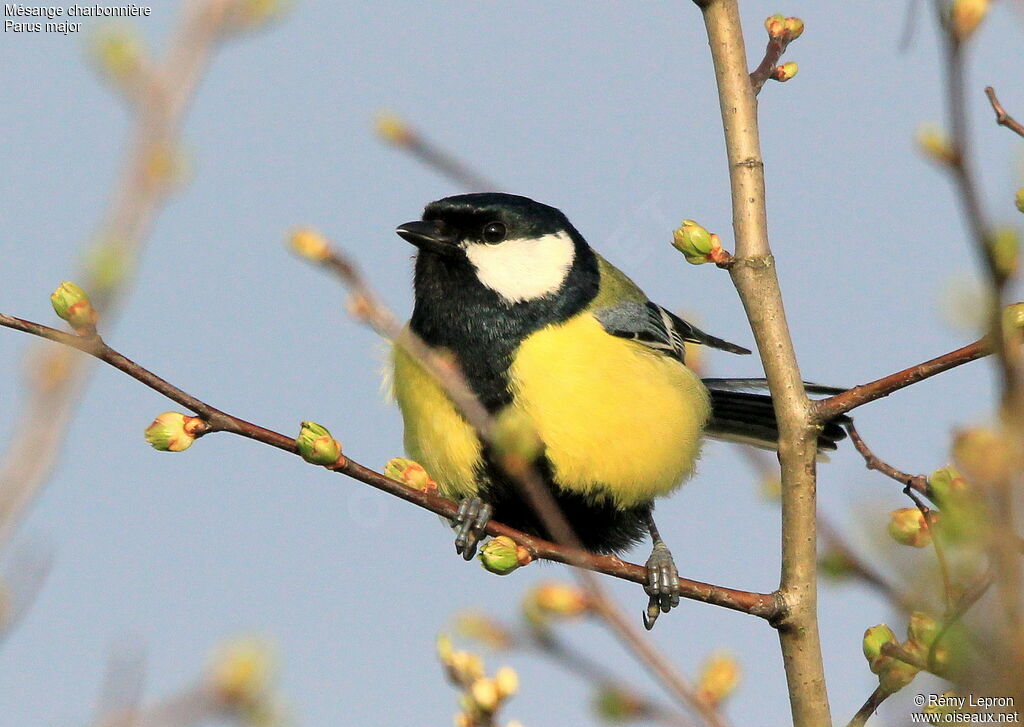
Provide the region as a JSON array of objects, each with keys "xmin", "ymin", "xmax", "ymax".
[
  {"xmin": 814, "ymin": 338, "xmax": 990, "ymax": 421},
  {"xmin": 748, "ymin": 33, "xmax": 796, "ymax": 96},
  {"xmin": 844, "ymin": 423, "xmax": 931, "ymax": 498},
  {"xmin": 0, "ymin": 312, "xmax": 779, "ymax": 626},
  {"xmin": 984, "ymin": 86, "xmax": 1024, "ymax": 139},
  {"xmin": 844, "ymin": 686, "xmax": 889, "ymax": 727},
  {"xmin": 693, "ymin": 2, "xmax": 829, "ymax": 725}
]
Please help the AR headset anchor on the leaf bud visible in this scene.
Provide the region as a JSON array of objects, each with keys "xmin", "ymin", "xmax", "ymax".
[
  {"xmin": 887, "ymin": 508, "xmax": 932, "ymax": 548},
  {"xmin": 296, "ymin": 421, "xmax": 343, "ymax": 466},
  {"xmin": 50, "ymin": 281, "xmax": 98, "ymax": 332},
  {"xmin": 144, "ymin": 412, "xmax": 206, "ymax": 452}
]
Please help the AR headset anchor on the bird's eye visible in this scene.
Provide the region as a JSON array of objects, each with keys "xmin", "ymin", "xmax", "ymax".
[{"xmin": 482, "ymin": 221, "xmax": 507, "ymax": 244}]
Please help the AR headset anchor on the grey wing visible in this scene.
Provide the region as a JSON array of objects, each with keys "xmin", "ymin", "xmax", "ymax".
[{"xmin": 595, "ymin": 301, "xmax": 751, "ymax": 362}]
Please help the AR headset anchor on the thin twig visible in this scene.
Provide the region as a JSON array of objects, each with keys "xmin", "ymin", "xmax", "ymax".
[
  {"xmin": 845, "ymin": 686, "xmax": 889, "ymax": 727},
  {"xmin": 844, "ymin": 423, "xmax": 931, "ymax": 499},
  {"xmin": 984, "ymin": 86, "xmax": 1024, "ymax": 139},
  {"xmin": 749, "ymin": 34, "xmax": 796, "ymax": 96},
  {"xmin": 903, "ymin": 487, "xmax": 954, "ymax": 611},
  {"xmin": 815, "ymin": 338, "xmax": 990, "ymax": 421},
  {"xmin": 0, "ymin": 312, "xmax": 778, "ymax": 629},
  {"xmin": 376, "ymin": 118, "xmax": 498, "ymax": 191}
]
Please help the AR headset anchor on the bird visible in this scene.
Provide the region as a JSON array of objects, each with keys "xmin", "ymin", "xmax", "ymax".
[{"xmin": 391, "ymin": 192, "xmax": 847, "ymax": 628}]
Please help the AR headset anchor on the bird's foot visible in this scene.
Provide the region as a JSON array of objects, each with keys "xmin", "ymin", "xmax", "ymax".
[
  {"xmin": 453, "ymin": 496, "xmax": 493, "ymax": 560},
  {"xmin": 642, "ymin": 540, "xmax": 680, "ymax": 630}
]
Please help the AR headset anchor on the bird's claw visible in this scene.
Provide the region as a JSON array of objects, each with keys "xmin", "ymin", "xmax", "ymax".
[
  {"xmin": 453, "ymin": 496, "xmax": 493, "ymax": 560},
  {"xmin": 642, "ymin": 541, "xmax": 680, "ymax": 630}
]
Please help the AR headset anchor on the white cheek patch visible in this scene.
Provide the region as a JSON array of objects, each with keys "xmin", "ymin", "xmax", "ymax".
[{"xmin": 464, "ymin": 231, "xmax": 576, "ymax": 304}]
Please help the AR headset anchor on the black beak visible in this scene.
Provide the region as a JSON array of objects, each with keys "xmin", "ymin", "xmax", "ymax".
[{"xmin": 395, "ymin": 220, "xmax": 459, "ymax": 257}]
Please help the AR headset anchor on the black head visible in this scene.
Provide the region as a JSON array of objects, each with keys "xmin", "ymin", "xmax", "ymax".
[
  {"xmin": 396, "ymin": 193, "xmax": 595, "ymax": 305},
  {"xmin": 399, "ymin": 193, "xmax": 601, "ymax": 410}
]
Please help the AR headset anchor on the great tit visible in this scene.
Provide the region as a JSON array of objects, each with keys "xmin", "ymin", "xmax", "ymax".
[{"xmin": 392, "ymin": 193, "xmax": 846, "ymax": 627}]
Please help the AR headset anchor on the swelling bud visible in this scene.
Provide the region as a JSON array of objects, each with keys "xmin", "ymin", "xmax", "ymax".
[
  {"xmin": 384, "ymin": 457, "xmax": 438, "ymax": 495},
  {"xmin": 288, "ymin": 227, "xmax": 331, "ymax": 262},
  {"xmin": 887, "ymin": 508, "xmax": 932, "ymax": 548},
  {"xmin": 907, "ymin": 611, "xmax": 941, "ymax": 648},
  {"xmin": 296, "ymin": 421, "xmax": 343, "ymax": 466},
  {"xmin": 950, "ymin": 0, "xmax": 989, "ymax": 41},
  {"xmin": 878, "ymin": 656, "xmax": 919, "ymax": 694},
  {"xmin": 208, "ymin": 637, "xmax": 275, "ymax": 708},
  {"xmin": 773, "ymin": 61, "xmax": 799, "ymax": 82},
  {"xmin": 470, "ymin": 677, "xmax": 501, "ymax": 713},
  {"xmin": 764, "ymin": 13, "xmax": 786, "ymax": 38},
  {"xmin": 672, "ymin": 220, "xmax": 715, "ymax": 264},
  {"xmin": 989, "ymin": 227, "xmax": 1020, "ymax": 277},
  {"xmin": 479, "ymin": 536, "xmax": 532, "ymax": 575},
  {"xmin": 523, "ymin": 582, "xmax": 588, "ymax": 623},
  {"xmin": 696, "ymin": 652, "xmax": 741, "ymax": 707},
  {"xmin": 89, "ymin": 23, "xmax": 146, "ymax": 84},
  {"xmin": 916, "ymin": 124, "xmax": 956, "ymax": 165},
  {"xmin": 494, "ymin": 666, "xmax": 519, "ymax": 700},
  {"xmin": 863, "ymin": 624, "xmax": 898, "ymax": 673},
  {"xmin": 375, "ymin": 111, "xmax": 413, "ymax": 146},
  {"xmin": 594, "ymin": 686, "xmax": 647, "ymax": 722},
  {"xmin": 50, "ymin": 281, "xmax": 98, "ymax": 332},
  {"xmin": 144, "ymin": 412, "xmax": 206, "ymax": 452}
]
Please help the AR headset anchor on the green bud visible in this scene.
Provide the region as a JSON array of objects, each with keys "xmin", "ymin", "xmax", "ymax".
[
  {"xmin": 1004, "ymin": 302, "xmax": 1024, "ymax": 331},
  {"xmin": 478, "ymin": 535, "xmax": 529, "ymax": 576},
  {"xmin": 593, "ymin": 686, "xmax": 646, "ymax": 722},
  {"xmin": 907, "ymin": 612, "xmax": 941, "ymax": 648},
  {"xmin": 296, "ymin": 421, "xmax": 342, "ymax": 466},
  {"xmin": 773, "ymin": 61, "xmax": 799, "ymax": 82},
  {"xmin": 144, "ymin": 411, "xmax": 205, "ymax": 452},
  {"xmin": 863, "ymin": 624, "xmax": 898, "ymax": 673},
  {"xmin": 90, "ymin": 23, "xmax": 145, "ymax": 83},
  {"xmin": 50, "ymin": 281, "xmax": 98, "ymax": 331},
  {"xmin": 1015, "ymin": 188, "xmax": 1024, "ymax": 214},
  {"xmin": 887, "ymin": 508, "xmax": 932, "ymax": 548},
  {"xmin": 878, "ymin": 656, "xmax": 919, "ymax": 694},
  {"xmin": 672, "ymin": 220, "xmax": 715, "ymax": 264},
  {"xmin": 989, "ymin": 226, "xmax": 1020, "ymax": 277},
  {"xmin": 928, "ymin": 465, "xmax": 965, "ymax": 507},
  {"xmin": 383, "ymin": 457, "xmax": 438, "ymax": 494}
]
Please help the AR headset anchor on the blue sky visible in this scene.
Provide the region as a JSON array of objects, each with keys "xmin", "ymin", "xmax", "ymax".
[{"xmin": 1, "ymin": 1, "xmax": 1022, "ymax": 725}]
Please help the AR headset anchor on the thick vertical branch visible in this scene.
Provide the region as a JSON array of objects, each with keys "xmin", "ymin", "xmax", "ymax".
[{"xmin": 693, "ymin": 2, "xmax": 829, "ymax": 725}]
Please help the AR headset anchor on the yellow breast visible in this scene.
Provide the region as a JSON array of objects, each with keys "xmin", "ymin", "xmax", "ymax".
[
  {"xmin": 391, "ymin": 344, "xmax": 483, "ymax": 499},
  {"xmin": 391, "ymin": 314, "xmax": 711, "ymax": 508},
  {"xmin": 508, "ymin": 313, "xmax": 710, "ymax": 507}
]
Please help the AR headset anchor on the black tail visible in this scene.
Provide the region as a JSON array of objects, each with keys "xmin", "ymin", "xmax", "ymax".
[{"xmin": 702, "ymin": 378, "xmax": 850, "ymax": 453}]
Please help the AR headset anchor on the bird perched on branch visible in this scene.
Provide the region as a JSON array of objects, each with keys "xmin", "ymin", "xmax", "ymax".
[{"xmin": 392, "ymin": 193, "xmax": 846, "ymax": 628}]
